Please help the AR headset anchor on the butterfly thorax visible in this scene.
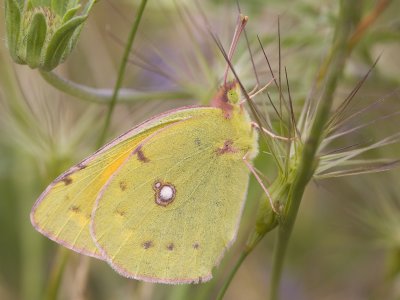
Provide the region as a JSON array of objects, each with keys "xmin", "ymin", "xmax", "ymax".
[{"xmin": 211, "ymin": 81, "xmax": 259, "ymax": 161}]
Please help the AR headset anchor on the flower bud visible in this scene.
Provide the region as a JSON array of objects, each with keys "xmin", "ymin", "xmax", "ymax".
[
  {"xmin": 4, "ymin": 0, "xmax": 97, "ymax": 71},
  {"xmin": 246, "ymin": 176, "xmax": 291, "ymax": 249}
]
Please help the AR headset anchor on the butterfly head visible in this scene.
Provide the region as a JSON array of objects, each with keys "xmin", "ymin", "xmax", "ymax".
[
  {"xmin": 225, "ymin": 80, "xmax": 241, "ymax": 105},
  {"xmin": 211, "ymin": 80, "xmax": 243, "ymax": 118}
]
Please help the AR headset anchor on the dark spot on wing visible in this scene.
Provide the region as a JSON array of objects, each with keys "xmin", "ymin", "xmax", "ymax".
[
  {"xmin": 193, "ymin": 242, "xmax": 200, "ymax": 249},
  {"xmin": 216, "ymin": 140, "xmax": 237, "ymax": 155},
  {"xmin": 114, "ymin": 208, "xmax": 126, "ymax": 217},
  {"xmin": 61, "ymin": 176, "xmax": 72, "ymax": 185},
  {"xmin": 143, "ymin": 240, "xmax": 153, "ymax": 249},
  {"xmin": 134, "ymin": 146, "xmax": 150, "ymax": 163},
  {"xmin": 55, "ymin": 166, "xmax": 81, "ymax": 185},
  {"xmin": 69, "ymin": 205, "xmax": 80, "ymax": 213},
  {"xmin": 119, "ymin": 181, "xmax": 127, "ymax": 191},
  {"xmin": 194, "ymin": 138, "xmax": 201, "ymax": 147},
  {"xmin": 167, "ymin": 243, "xmax": 174, "ymax": 251}
]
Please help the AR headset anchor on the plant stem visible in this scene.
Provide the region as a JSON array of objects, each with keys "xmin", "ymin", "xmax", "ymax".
[
  {"xmin": 44, "ymin": 248, "xmax": 70, "ymax": 300},
  {"xmin": 39, "ymin": 70, "xmax": 191, "ymax": 104},
  {"xmin": 269, "ymin": 1, "xmax": 357, "ymax": 299},
  {"xmin": 216, "ymin": 250, "xmax": 250, "ymax": 300},
  {"xmin": 97, "ymin": 0, "xmax": 148, "ymax": 147}
]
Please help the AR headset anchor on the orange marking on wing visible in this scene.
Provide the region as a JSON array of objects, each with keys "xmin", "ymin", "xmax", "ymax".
[{"xmin": 99, "ymin": 151, "xmax": 133, "ymax": 183}]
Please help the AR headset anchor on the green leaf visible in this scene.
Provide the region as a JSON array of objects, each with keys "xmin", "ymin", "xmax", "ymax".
[
  {"xmin": 30, "ymin": 0, "xmax": 51, "ymax": 8},
  {"xmin": 51, "ymin": 0, "xmax": 66, "ymax": 15},
  {"xmin": 60, "ymin": 24, "xmax": 82, "ymax": 62},
  {"xmin": 62, "ymin": 0, "xmax": 98, "ymax": 60},
  {"xmin": 25, "ymin": 0, "xmax": 33, "ymax": 11},
  {"xmin": 14, "ymin": 0, "xmax": 24, "ymax": 7},
  {"xmin": 66, "ymin": 0, "xmax": 79, "ymax": 10},
  {"xmin": 5, "ymin": 0, "xmax": 22, "ymax": 63},
  {"xmin": 43, "ymin": 16, "xmax": 87, "ymax": 71},
  {"xmin": 62, "ymin": 5, "xmax": 81, "ymax": 23},
  {"xmin": 26, "ymin": 13, "xmax": 47, "ymax": 68},
  {"xmin": 82, "ymin": 0, "xmax": 97, "ymax": 15}
]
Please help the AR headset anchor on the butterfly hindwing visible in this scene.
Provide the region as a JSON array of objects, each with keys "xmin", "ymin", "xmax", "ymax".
[{"xmin": 91, "ymin": 108, "xmax": 257, "ymax": 283}]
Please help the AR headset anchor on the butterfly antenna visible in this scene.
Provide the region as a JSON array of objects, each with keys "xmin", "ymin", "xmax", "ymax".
[
  {"xmin": 210, "ymin": 31, "xmax": 284, "ymax": 173},
  {"xmin": 210, "ymin": 32, "xmax": 260, "ymax": 125},
  {"xmin": 223, "ymin": 14, "xmax": 248, "ymax": 87},
  {"xmin": 236, "ymin": 0, "xmax": 260, "ymax": 89}
]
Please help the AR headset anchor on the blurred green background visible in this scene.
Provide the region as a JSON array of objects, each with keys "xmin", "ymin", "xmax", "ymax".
[{"xmin": 1, "ymin": 0, "xmax": 400, "ymax": 299}]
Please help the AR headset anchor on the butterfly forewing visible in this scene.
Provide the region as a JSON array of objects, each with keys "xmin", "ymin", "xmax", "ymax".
[{"xmin": 30, "ymin": 107, "xmax": 217, "ymax": 258}]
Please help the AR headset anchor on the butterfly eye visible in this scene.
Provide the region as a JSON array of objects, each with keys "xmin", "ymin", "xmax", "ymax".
[{"xmin": 153, "ymin": 181, "xmax": 176, "ymax": 206}]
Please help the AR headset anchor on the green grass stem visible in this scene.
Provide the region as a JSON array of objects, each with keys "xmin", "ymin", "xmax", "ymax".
[
  {"xmin": 269, "ymin": 1, "xmax": 359, "ymax": 299},
  {"xmin": 216, "ymin": 250, "xmax": 250, "ymax": 300},
  {"xmin": 97, "ymin": 0, "xmax": 148, "ymax": 147}
]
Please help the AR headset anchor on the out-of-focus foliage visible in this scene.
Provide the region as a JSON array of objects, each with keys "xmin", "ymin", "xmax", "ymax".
[{"xmin": 0, "ymin": 0, "xmax": 399, "ymax": 299}]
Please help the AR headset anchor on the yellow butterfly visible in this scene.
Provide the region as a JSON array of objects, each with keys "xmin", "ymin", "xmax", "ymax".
[{"xmin": 31, "ymin": 80, "xmax": 259, "ymax": 283}]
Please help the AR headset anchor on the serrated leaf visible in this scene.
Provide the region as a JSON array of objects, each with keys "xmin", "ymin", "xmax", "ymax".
[
  {"xmin": 5, "ymin": 0, "xmax": 22, "ymax": 63},
  {"xmin": 26, "ymin": 12, "xmax": 47, "ymax": 68},
  {"xmin": 43, "ymin": 16, "xmax": 87, "ymax": 71}
]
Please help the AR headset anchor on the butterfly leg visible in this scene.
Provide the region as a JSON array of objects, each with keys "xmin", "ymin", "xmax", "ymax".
[
  {"xmin": 251, "ymin": 122, "xmax": 295, "ymax": 142},
  {"xmin": 239, "ymin": 78, "xmax": 275, "ymax": 105},
  {"xmin": 242, "ymin": 153, "xmax": 279, "ymax": 215},
  {"xmin": 248, "ymin": 84, "xmax": 259, "ymax": 96}
]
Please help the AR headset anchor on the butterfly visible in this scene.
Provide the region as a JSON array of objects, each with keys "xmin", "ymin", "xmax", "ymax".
[
  {"xmin": 30, "ymin": 79, "xmax": 260, "ymax": 284},
  {"xmin": 29, "ymin": 11, "xmax": 274, "ymax": 283}
]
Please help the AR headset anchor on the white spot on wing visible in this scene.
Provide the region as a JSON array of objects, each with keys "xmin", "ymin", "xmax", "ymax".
[
  {"xmin": 159, "ymin": 186, "xmax": 174, "ymax": 201},
  {"xmin": 153, "ymin": 181, "xmax": 176, "ymax": 206}
]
